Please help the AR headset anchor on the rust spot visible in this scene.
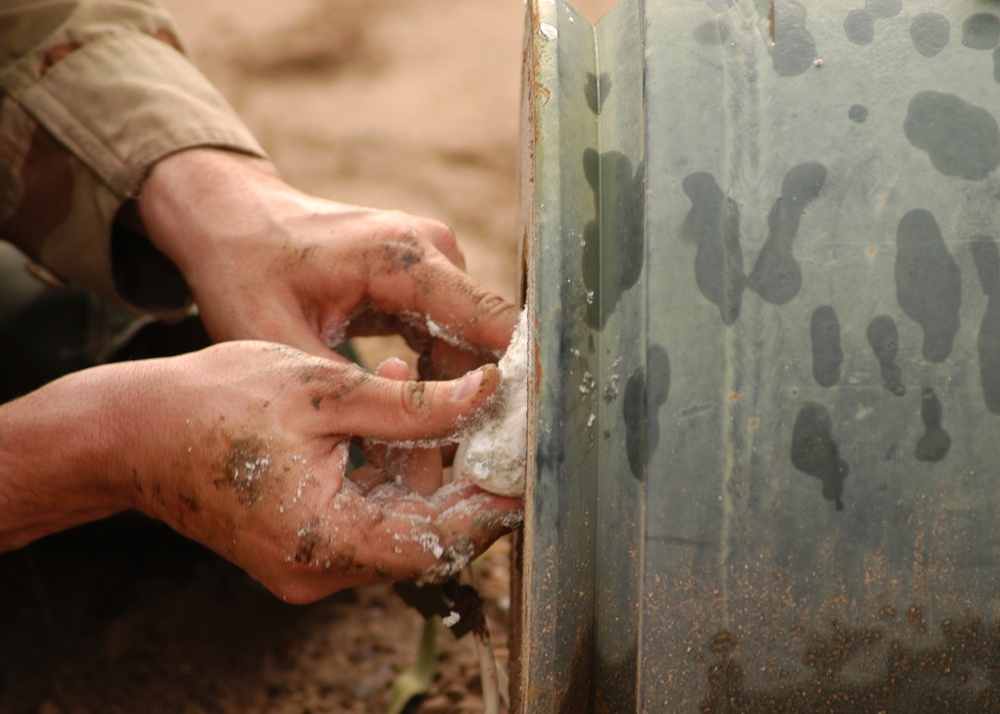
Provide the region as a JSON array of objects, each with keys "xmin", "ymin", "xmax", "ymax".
[
  {"xmin": 907, "ymin": 605, "xmax": 929, "ymax": 635},
  {"xmin": 749, "ymin": 417, "xmax": 760, "ymax": 432},
  {"xmin": 728, "ymin": 391, "xmax": 742, "ymax": 402},
  {"xmin": 867, "ymin": 246, "xmax": 878, "ymax": 257},
  {"xmin": 558, "ymin": 620, "xmax": 595, "ymax": 713},
  {"xmin": 709, "ymin": 630, "xmax": 739, "ymax": 656},
  {"xmin": 769, "ymin": 1, "xmax": 776, "ymax": 44}
]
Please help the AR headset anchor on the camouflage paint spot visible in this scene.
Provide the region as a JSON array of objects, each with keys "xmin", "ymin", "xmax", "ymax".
[
  {"xmin": 895, "ymin": 210, "xmax": 962, "ymax": 363},
  {"xmin": 810, "ymin": 305, "xmax": 843, "ymax": 388},
  {"xmin": 867, "ymin": 315, "xmax": 906, "ymax": 396},
  {"xmin": 849, "ymin": 104, "xmax": 869, "ymax": 123},
  {"xmin": 581, "ymin": 149, "xmax": 645, "ymax": 329},
  {"xmin": 694, "ymin": 20, "xmax": 722, "ymax": 45},
  {"xmin": 153, "ymin": 28, "xmax": 184, "ymax": 53},
  {"xmin": 748, "ymin": 162, "xmax": 827, "ymax": 305},
  {"xmin": 843, "ymin": 2, "xmax": 898, "ymax": 46},
  {"xmin": 904, "ymin": 91, "xmax": 1000, "ymax": 181},
  {"xmin": 915, "ymin": 388, "xmax": 951, "ymax": 462},
  {"xmin": 0, "ymin": 125, "xmax": 73, "ymax": 260},
  {"xmin": 623, "ymin": 345, "xmax": 670, "ymax": 481},
  {"xmin": 962, "ymin": 13, "xmax": 1000, "ymax": 50},
  {"xmin": 682, "ymin": 172, "xmax": 745, "ymax": 326},
  {"xmin": 844, "ymin": 10, "xmax": 875, "ymax": 46},
  {"xmin": 983, "ymin": 312, "xmax": 1000, "ymax": 404},
  {"xmin": 585, "ymin": 72, "xmax": 612, "ymax": 115},
  {"xmin": 40, "ymin": 42, "xmax": 82, "ymax": 76},
  {"xmin": 910, "ymin": 13, "xmax": 950, "ymax": 58},
  {"xmin": 623, "ymin": 370, "xmax": 645, "ymax": 479},
  {"xmin": 772, "ymin": 1, "xmax": 817, "ymax": 77},
  {"xmin": 971, "ymin": 236, "xmax": 1000, "ymax": 414},
  {"xmin": 791, "ymin": 402, "xmax": 849, "ymax": 511}
]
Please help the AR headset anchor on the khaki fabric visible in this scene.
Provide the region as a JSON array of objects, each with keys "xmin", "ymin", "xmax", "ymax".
[{"xmin": 0, "ymin": 0, "xmax": 267, "ymax": 313}]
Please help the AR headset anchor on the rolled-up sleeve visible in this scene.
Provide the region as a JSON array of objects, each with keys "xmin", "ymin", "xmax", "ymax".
[{"xmin": 0, "ymin": 0, "xmax": 267, "ymax": 313}]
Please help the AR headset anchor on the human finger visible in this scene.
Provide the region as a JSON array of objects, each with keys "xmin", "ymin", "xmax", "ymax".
[
  {"xmin": 418, "ymin": 339, "xmax": 489, "ymax": 382},
  {"xmin": 365, "ymin": 247, "xmax": 519, "ymax": 356},
  {"xmin": 347, "ymin": 358, "xmax": 410, "ymax": 492},
  {"xmin": 262, "ymin": 479, "xmax": 523, "ymax": 603},
  {"xmin": 347, "ymin": 464, "xmax": 388, "ymax": 494},
  {"xmin": 353, "ymin": 479, "xmax": 522, "ymax": 583},
  {"xmin": 373, "ymin": 358, "xmax": 444, "ymax": 496},
  {"xmin": 408, "ymin": 215, "xmax": 467, "ymax": 271},
  {"xmin": 317, "ymin": 363, "xmax": 501, "ymax": 444}
]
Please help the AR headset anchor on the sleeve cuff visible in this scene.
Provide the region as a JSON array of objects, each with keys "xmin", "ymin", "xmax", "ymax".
[{"xmin": 0, "ymin": 29, "xmax": 268, "ymax": 313}]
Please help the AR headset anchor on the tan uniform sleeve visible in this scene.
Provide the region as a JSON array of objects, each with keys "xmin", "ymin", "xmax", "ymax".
[{"xmin": 0, "ymin": 0, "xmax": 268, "ymax": 313}]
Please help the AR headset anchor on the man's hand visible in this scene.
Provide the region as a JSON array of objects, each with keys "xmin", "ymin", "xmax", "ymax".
[
  {"xmin": 0, "ymin": 342, "xmax": 522, "ymax": 603},
  {"xmin": 137, "ymin": 149, "xmax": 520, "ymax": 369}
]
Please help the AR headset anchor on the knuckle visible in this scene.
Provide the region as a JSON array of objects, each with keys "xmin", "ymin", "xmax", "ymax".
[
  {"xmin": 415, "ymin": 218, "xmax": 465, "ymax": 264},
  {"xmin": 419, "ymin": 216, "xmax": 455, "ymax": 241},
  {"xmin": 399, "ymin": 380, "xmax": 431, "ymax": 418},
  {"xmin": 471, "ymin": 287, "xmax": 517, "ymax": 324},
  {"xmin": 431, "ymin": 224, "xmax": 466, "ymax": 267}
]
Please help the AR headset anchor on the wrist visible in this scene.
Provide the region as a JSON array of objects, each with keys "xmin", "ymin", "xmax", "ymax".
[
  {"xmin": 0, "ymin": 364, "xmax": 139, "ymax": 550},
  {"xmin": 138, "ymin": 148, "xmax": 283, "ymax": 275}
]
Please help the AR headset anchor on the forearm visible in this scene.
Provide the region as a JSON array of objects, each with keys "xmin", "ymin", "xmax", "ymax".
[
  {"xmin": 138, "ymin": 148, "xmax": 285, "ymax": 278},
  {"xmin": 0, "ymin": 0, "xmax": 267, "ymax": 312},
  {"xmin": 0, "ymin": 364, "xmax": 133, "ymax": 550}
]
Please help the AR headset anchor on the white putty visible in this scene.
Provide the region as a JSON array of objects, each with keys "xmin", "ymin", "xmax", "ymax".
[
  {"xmin": 417, "ymin": 539, "xmax": 475, "ymax": 585},
  {"xmin": 443, "ymin": 611, "xmax": 461, "ymax": 628},
  {"xmin": 419, "ymin": 531, "xmax": 445, "ymax": 560},
  {"xmin": 454, "ymin": 310, "xmax": 528, "ymax": 497}
]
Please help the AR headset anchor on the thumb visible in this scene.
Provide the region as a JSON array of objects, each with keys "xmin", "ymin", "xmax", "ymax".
[{"xmin": 332, "ymin": 364, "xmax": 501, "ymax": 443}]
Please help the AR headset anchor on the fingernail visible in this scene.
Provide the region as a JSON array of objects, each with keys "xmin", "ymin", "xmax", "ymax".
[
  {"xmin": 451, "ymin": 367, "xmax": 485, "ymax": 402},
  {"xmin": 375, "ymin": 357, "xmax": 409, "ymax": 377}
]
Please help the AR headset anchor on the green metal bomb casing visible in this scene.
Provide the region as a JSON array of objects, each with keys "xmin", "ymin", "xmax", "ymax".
[{"xmin": 515, "ymin": 0, "xmax": 1000, "ymax": 710}]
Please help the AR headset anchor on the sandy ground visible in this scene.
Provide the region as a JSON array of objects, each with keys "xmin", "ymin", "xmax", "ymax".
[{"xmin": 0, "ymin": 1, "xmax": 614, "ymax": 712}]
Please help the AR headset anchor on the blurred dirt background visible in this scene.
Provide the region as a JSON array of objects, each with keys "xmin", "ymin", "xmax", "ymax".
[{"xmin": 0, "ymin": 1, "xmax": 613, "ymax": 712}]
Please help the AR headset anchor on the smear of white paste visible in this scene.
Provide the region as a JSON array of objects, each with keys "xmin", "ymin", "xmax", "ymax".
[{"xmin": 454, "ymin": 310, "xmax": 528, "ymax": 497}]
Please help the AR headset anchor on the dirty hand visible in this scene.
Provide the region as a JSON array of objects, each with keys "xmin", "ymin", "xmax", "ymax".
[
  {"xmin": 0, "ymin": 342, "xmax": 522, "ymax": 603},
  {"xmin": 138, "ymin": 148, "xmax": 519, "ymax": 371}
]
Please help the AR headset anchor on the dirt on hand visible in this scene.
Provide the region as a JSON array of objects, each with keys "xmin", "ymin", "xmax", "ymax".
[{"xmin": 0, "ymin": 0, "xmax": 615, "ymax": 711}]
